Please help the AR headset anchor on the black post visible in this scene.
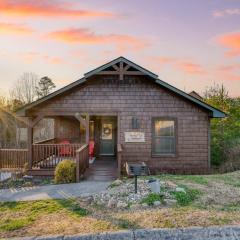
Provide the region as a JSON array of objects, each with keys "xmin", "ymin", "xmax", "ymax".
[{"xmin": 134, "ymin": 175, "xmax": 137, "ymax": 193}]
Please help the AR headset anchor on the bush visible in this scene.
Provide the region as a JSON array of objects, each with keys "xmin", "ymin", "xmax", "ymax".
[
  {"xmin": 141, "ymin": 193, "xmax": 164, "ymax": 206},
  {"xmin": 173, "ymin": 188, "xmax": 200, "ymax": 206},
  {"xmin": 54, "ymin": 160, "xmax": 76, "ymax": 184}
]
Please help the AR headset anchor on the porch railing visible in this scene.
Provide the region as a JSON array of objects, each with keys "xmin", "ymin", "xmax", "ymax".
[
  {"xmin": 0, "ymin": 149, "xmax": 28, "ymax": 169},
  {"xmin": 76, "ymin": 144, "xmax": 89, "ymax": 182},
  {"xmin": 32, "ymin": 143, "xmax": 82, "ymax": 169}
]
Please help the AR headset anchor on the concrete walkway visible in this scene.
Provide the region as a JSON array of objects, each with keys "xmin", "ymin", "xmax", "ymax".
[{"xmin": 0, "ymin": 181, "xmax": 111, "ymax": 202}]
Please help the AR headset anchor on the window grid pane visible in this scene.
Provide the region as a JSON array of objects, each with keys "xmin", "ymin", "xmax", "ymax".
[
  {"xmin": 153, "ymin": 119, "xmax": 175, "ymax": 154},
  {"xmin": 155, "ymin": 120, "xmax": 174, "ymax": 137}
]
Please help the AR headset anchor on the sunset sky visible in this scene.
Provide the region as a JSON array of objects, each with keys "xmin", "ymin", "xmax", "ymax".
[{"xmin": 0, "ymin": 0, "xmax": 240, "ymax": 97}]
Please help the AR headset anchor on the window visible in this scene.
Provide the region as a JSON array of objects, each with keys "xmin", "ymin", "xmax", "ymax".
[{"xmin": 152, "ymin": 118, "xmax": 176, "ymax": 155}]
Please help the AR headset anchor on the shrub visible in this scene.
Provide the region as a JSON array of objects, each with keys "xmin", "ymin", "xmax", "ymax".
[
  {"xmin": 54, "ymin": 160, "xmax": 76, "ymax": 184},
  {"xmin": 173, "ymin": 188, "xmax": 200, "ymax": 206},
  {"xmin": 141, "ymin": 193, "xmax": 164, "ymax": 206}
]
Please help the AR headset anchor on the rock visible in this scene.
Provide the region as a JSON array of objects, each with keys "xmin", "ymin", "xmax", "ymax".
[
  {"xmin": 107, "ymin": 198, "xmax": 117, "ymax": 208},
  {"xmin": 111, "ymin": 179, "xmax": 123, "ymax": 187},
  {"xmin": 117, "ymin": 201, "xmax": 128, "ymax": 208},
  {"xmin": 130, "ymin": 203, "xmax": 141, "ymax": 210},
  {"xmin": 141, "ymin": 203, "xmax": 149, "ymax": 208},
  {"xmin": 164, "ymin": 199, "xmax": 177, "ymax": 206},
  {"xmin": 153, "ymin": 201, "xmax": 161, "ymax": 206},
  {"xmin": 82, "ymin": 196, "xmax": 93, "ymax": 204},
  {"xmin": 175, "ymin": 187, "xmax": 186, "ymax": 193},
  {"xmin": 166, "ymin": 181, "xmax": 177, "ymax": 188}
]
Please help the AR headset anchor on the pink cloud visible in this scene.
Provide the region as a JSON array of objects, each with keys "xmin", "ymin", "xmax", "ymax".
[
  {"xmin": 216, "ymin": 32, "xmax": 240, "ymax": 57},
  {"xmin": 0, "ymin": 22, "xmax": 33, "ymax": 35},
  {"xmin": 0, "ymin": 0, "xmax": 114, "ymax": 18},
  {"xmin": 148, "ymin": 56, "xmax": 206, "ymax": 75},
  {"xmin": 176, "ymin": 62, "xmax": 206, "ymax": 75},
  {"xmin": 22, "ymin": 52, "xmax": 64, "ymax": 65},
  {"xmin": 46, "ymin": 28, "xmax": 149, "ymax": 52},
  {"xmin": 213, "ymin": 8, "xmax": 240, "ymax": 18}
]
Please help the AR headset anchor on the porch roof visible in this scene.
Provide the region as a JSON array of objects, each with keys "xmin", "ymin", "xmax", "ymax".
[{"xmin": 16, "ymin": 56, "xmax": 226, "ymax": 118}]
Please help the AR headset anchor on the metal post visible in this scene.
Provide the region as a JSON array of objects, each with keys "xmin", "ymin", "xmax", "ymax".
[{"xmin": 134, "ymin": 175, "xmax": 137, "ymax": 193}]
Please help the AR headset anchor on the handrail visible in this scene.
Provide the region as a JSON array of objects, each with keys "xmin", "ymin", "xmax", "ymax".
[
  {"xmin": 34, "ymin": 138, "xmax": 56, "ymax": 144},
  {"xmin": 76, "ymin": 144, "xmax": 89, "ymax": 182}
]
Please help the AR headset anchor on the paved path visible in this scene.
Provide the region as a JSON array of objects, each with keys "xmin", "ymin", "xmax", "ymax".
[{"xmin": 0, "ymin": 181, "xmax": 111, "ymax": 202}]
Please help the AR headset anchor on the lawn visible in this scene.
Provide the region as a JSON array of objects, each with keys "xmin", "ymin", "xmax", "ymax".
[{"xmin": 1, "ymin": 171, "xmax": 240, "ymax": 238}]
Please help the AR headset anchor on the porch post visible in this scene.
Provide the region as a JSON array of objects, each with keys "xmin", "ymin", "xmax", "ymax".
[
  {"xmin": 85, "ymin": 114, "xmax": 89, "ymax": 144},
  {"xmin": 27, "ymin": 118, "xmax": 33, "ymax": 170}
]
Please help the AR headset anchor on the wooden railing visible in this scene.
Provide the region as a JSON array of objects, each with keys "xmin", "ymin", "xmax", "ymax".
[
  {"xmin": 32, "ymin": 143, "xmax": 82, "ymax": 169},
  {"xmin": 0, "ymin": 149, "xmax": 28, "ymax": 169},
  {"xmin": 117, "ymin": 143, "xmax": 123, "ymax": 178},
  {"xmin": 76, "ymin": 144, "xmax": 89, "ymax": 182}
]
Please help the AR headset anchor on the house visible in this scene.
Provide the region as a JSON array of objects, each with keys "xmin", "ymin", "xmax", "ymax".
[{"xmin": 15, "ymin": 57, "xmax": 226, "ymax": 178}]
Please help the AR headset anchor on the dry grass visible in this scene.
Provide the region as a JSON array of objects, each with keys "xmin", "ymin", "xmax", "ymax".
[{"xmin": 1, "ymin": 171, "xmax": 240, "ymax": 238}]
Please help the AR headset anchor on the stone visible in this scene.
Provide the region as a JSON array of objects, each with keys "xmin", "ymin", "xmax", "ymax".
[
  {"xmin": 117, "ymin": 201, "xmax": 128, "ymax": 208},
  {"xmin": 82, "ymin": 196, "xmax": 93, "ymax": 204},
  {"xmin": 111, "ymin": 179, "xmax": 123, "ymax": 187},
  {"xmin": 153, "ymin": 201, "xmax": 161, "ymax": 206},
  {"xmin": 175, "ymin": 187, "xmax": 186, "ymax": 193},
  {"xmin": 166, "ymin": 181, "xmax": 177, "ymax": 188},
  {"xmin": 164, "ymin": 199, "xmax": 177, "ymax": 206},
  {"xmin": 130, "ymin": 203, "xmax": 141, "ymax": 210},
  {"xmin": 141, "ymin": 203, "xmax": 149, "ymax": 208},
  {"xmin": 107, "ymin": 197, "xmax": 117, "ymax": 208}
]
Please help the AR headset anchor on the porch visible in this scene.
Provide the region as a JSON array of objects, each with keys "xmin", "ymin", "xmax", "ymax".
[{"xmin": 0, "ymin": 114, "xmax": 123, "ymax": 181}]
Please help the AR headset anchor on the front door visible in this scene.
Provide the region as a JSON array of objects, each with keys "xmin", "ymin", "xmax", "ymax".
[{"xmin": 100, "ymin": 119, "xmax": 115, "ymax": 156}]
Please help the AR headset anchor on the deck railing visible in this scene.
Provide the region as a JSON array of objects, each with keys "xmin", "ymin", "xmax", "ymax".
[
  {"xmin": 76, "ymin": 144, "xmax": 89, "ymax": 182},
  {"xmin": 0, "ymin": 149, "xmax": 28, "ymax": 169},
  {"xmin": 117, "ymin": 143, "xmax": 123, "ymax": 177},
  {"xmin": 32, "ymin": 143, "xmax": 82, "ymax": 169}
]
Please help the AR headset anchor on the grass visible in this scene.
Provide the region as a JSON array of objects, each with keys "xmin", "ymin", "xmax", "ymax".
[
  {"xmin": 0, "ymin": 199, "xmax": 89, "ymax": 235},
  {"xmin": 1, "ymin": 171, "xmax": 240, "ymax": 238},
  {"xmin": 141, "ymin": 193, "xmax": 164, "ymax": 206},
  {"xmin": 152, "ymin": 174, "xmax": 209, "ymax": 185},
  {"xmin": 173, "ymin": 188, "xmax": 201, "ymax": 206},
  {"xmin": 0, "ymin": 218, "xmax": 34, "ymax": 231}
]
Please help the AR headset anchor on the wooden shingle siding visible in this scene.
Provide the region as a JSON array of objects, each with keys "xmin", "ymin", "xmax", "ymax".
[{"xmin": 29, "ymin": 76, "xmax": 210, "ymax": 174}]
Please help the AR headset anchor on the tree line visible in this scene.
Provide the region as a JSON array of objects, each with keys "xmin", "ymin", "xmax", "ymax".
[{"xmin": 1, "ymin": 72, "xmax": 56, "ymax": 111}]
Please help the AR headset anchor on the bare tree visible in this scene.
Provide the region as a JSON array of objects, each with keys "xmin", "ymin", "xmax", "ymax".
[{"xmin": 10, "ymin": 72, "xmax": 39, "ymax": 104}]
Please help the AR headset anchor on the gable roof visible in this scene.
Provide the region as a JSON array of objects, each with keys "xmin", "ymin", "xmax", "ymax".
[{"xmin": 16, "ymin": 56, "xmax": 226, "ymax": 118}]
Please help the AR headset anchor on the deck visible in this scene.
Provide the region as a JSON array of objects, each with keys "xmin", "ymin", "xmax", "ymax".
[{"xmin": 85, "ymin": 157, "xmax": 118, "ymax": 181}]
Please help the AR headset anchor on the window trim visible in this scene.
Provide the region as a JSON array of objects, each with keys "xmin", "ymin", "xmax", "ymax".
[{"xmin": 151, "ymin": 117, "xmax": 178, "ymax": 157}]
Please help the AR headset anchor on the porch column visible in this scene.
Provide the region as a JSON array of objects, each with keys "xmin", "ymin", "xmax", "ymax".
[
  {"xmin": 85, "ymin": 114, "xmax": 89, "ymax": 143},
  {"xmin": 27, "ymin": 118, "xmax": 33, "ymax": 170}
]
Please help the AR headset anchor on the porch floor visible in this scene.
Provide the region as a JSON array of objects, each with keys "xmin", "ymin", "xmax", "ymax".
[{"xmin": 85, "ymin": 157, "xmax": 118, "ymax": 181}]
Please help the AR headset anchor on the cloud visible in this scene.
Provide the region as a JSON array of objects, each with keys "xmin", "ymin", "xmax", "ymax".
[
  {"xmin": 216, "ymin": 64, "xmax": 240, "ymax": 81},
  {"xmin": 0, "ymin": 22, "xmax": 33, "ymax": 35},
  {"xmin": 217, "ymin": 64, "xmax": 240, "ymax": 73},
  {"xmin": 149, "ymin": 56, "xmax": 206, "ymax": 75},
  {"xmin": 176, "ymin": 62, "xmax": 206, "ymax": 75},
  {"xmin": 216, "ymin": 32, "xmax": 240, "ymax": 57},
  {"xmin": 0, "ymin": 0, "xmax": 114, "ymax": 18},
  {"xmin": 22, "ymin": 52, "xmax": 64, "ymax": 65},
  {"xmin": 213, "ymin": 8, "xmax": 240, "ymax": 18},
  {"xmin": 46, "ymin": 28, "xmax": 148, "ymax": 51}
]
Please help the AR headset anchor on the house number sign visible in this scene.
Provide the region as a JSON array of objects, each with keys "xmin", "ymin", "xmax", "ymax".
[{"xmin": 125, "ymin": 132, "xmax": 145, "ymax": 143}]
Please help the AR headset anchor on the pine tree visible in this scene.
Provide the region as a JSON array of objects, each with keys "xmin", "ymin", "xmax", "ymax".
[{"xmin": 36, "ymin": 76, "xmax": 56, "ymax": 98}]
